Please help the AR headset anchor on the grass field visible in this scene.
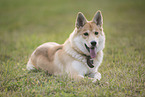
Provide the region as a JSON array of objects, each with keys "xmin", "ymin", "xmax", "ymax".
[{"xmin": 0, "ymin": 0, "xmax": 145, "ymax": 96}]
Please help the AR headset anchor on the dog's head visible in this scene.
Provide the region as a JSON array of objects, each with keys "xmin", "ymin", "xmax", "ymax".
[{"xmin": 70, "ymin": 11, "xmax": 105, "ymax": 58}]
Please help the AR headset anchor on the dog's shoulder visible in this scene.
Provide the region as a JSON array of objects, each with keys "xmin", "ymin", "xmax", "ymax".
[{"xmin": 34, "ymin": 43, "xmax": 63, "ymax": 61}]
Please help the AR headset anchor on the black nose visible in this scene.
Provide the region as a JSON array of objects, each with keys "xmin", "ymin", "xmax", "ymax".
[{"xmin": 91, "ymin": 41, "xmax": 97, "ymax": 46}]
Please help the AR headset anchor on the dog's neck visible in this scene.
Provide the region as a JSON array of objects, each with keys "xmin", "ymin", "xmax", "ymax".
[
  {"xmin": 63, "ymin": 40, "xmax": 87, "ymax": 64},
  {"xmin": 63, "ymin": 39, "xmax": 94, "ymax": 68}
]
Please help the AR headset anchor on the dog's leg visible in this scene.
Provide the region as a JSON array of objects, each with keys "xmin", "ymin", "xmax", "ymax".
[
  {"xmin": 72, "ymin": 74, "xmax": 84, "ymax": 80},
  {"xmin": 94, "ymin": 72, "xmax": 101, "ymax": 80},
  {"xmin": 88, "ymin": 72, "xmax": 101, "ymax": 82}
]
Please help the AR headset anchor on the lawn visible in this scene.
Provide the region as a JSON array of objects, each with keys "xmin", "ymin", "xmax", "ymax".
[{"xmin": 0, "ymin": 0, "xmax": 145, "ymax": 96}]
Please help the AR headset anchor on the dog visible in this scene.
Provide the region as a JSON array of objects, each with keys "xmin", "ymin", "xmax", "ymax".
[{"xmin": 26, "ymin": 11, "xmax": 105, "ymax": 82}]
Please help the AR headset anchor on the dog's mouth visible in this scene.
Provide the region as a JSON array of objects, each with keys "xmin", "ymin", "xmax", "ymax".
[{"xmin": 85, "ymin": 44, "xmax": 97, "ymax": 59}]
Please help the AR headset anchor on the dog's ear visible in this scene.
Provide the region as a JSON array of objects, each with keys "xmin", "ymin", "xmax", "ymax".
[
  {"xmin": 92, "ymin": 11, "xmax": 103, "ymax": 27},
  {"xmin": 76, "ymin": 12, "xmax": 87, "ymax": 28}
]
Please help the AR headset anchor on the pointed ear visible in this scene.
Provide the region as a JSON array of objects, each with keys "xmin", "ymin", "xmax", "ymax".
[
  {"xmin": 75, "ymin": 12, "xmax": 87, "ymax": 28},
  {"xmin": 92, "ymin": 11, "xmax": 103, "ymax": 26}
]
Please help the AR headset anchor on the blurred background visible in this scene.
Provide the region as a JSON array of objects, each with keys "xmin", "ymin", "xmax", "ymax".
[
  {"xmin": 0, "ymin": 0, "xmax": 145, "ymax": 96},
  {"xmin": 0, "ymin": 0, "xmax": 145, "ymax": 63}
]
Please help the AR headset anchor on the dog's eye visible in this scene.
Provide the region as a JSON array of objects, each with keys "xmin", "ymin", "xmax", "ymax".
[
  {"xmin": 95, "ymin": 32, "xmax": 98, "ymax": 35},
  {"xmin": 84, "ymin": 32, "xmax": 89, "ymax": 36}
]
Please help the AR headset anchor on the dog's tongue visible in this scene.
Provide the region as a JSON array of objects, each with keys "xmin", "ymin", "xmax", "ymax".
[{"xmin": 90, "ymin": 48, "xmax": 97, "ymax": 58}]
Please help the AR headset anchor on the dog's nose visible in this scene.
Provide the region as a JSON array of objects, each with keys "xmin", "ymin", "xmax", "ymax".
[{"xmin": 91, "ymin": 41, "xmax": 97, "ymax": 46}]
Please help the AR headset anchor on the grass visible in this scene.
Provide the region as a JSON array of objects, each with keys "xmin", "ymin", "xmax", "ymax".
[{"xmin": 0, "ymin": 0, "xmax": 145, "ymax": 96}]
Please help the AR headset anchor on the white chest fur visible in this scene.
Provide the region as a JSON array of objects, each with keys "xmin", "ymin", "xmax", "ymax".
[{"xmin": 71, "ymin": 60, "xmax": 89, "ymax": 76}]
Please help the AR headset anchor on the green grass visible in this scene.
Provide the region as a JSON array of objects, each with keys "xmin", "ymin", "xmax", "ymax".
[{"xmin": 0, "ymin": 0, "xmax": 145, "ymax": 96}]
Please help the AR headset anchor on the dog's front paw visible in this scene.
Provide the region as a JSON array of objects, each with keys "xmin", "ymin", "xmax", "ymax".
[
  {"xmin": 94, "ymin": 72, "xmax": 101, "ymax": 81},
  {"xmin": 87, "ymin": 72, "xmax": 101, "ymax": 82},
  {"xmin": 88, "ymin": 72, "xmax": 101, "ymax": 83}
]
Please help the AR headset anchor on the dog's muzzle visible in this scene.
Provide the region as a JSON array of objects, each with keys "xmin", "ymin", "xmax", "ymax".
[{"xmin": 84, "ymin": 43, "xmax": 97, "ymax": 58}]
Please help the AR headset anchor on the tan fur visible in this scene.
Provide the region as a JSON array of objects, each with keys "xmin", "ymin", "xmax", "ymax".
[
  {"xmin": 27, "ymin": 11, "xmax": 105, "ymax": 82},
  {"xmin": 30, "ymin": 44, "xmax": 63, "ymax": 74},
  {"xmin": 79, "ymin": 22, "xmax": 102, "ymax": 39}
]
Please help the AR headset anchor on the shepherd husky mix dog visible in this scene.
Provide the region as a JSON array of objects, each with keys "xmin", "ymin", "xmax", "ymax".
[{"xmin": 27, "ymin": 11, "xmax": 105, "ymax": 82}]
